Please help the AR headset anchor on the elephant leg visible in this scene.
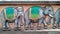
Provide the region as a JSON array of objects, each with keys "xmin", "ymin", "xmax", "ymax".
[
  {"xmin": 53, "ymin": 21, "xmax": 58, "ymax": 29},
  {"xmin": 2, "ymin": 21, "xmax": 7, "ymax": 31},
  {"xmin": 5, "ymin": 22, "xmax": 8, "ymax": 29},
  {"xmin": 28, "ymin": 20, "xmax": 32, "ymax": 30},
  {"xmin": 2, "ymin": 20, "xmax": 5, "ymax": 29},
  {"xmin": 47, "ymin": 17, "xmax": 51, "ymax": 25},
  {"xmin": 2, "ymin": 19, "xmax": 6, "ymax": 30},
  {"xmin": 14, "ymin": 18, "xmax": 21, "ymax": 31},
  {"xmin": 3, "ymin": 20, "xmax": 10, "ymax": 31},
  {"xmin": 58, "ymin": 22, "xmax": 60, "ymax": 29},
  {"xmin": 14, "ymin": 18, "xmax": 21, "ymax": 30},
  {"xmin": 18, "ymin": 18, "xmax": 23, "ymax": 30},
  {"xmin": 25, "ymin": 19, "xmax": 30, "ymax": 30},
  {"xmin": 14, "ymin": 18, "xmax": 18, "ymax": 31},
  {"xmin": 7, "ymin": 23, "xmax": 11, "ymax": 31},
  {"xmin": 43, "ymin": 19, "xmax": 47, "ymax": 29},
  {"xmin": 20, "ymin": 16, "xmax": 25, "ymax": 31},
  {"xmin": 7, "ymin": 20, "xmax": 15, "ymax": 31},
  {"xmin": 48, "ymin": 17, "xmax": 53, "ymax": 29},
  {"xmin": 57, "ymin": 19, "xmax": 60, "ymax": 28},
  {"xmin": 39, "ymin": 18, "xmax": 44, "ymax": 30}
]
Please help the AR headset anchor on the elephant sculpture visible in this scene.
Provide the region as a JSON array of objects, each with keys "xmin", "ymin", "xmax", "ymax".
[
  {"xmin": 25, "ymin": 6, "xmax": 46, "ymax": 30},
  {"xmin": 43, "ymin": 6, "xmax": 54, "ymax": 29},
  {"xmin": 1, "ymin": 6, "xmax": 17, "ymax": 31}
]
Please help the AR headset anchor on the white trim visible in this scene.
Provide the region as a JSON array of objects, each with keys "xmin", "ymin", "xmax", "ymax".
[{"xmin": 24, "ymin": 29, "xmax": 60, "ymax": 32}]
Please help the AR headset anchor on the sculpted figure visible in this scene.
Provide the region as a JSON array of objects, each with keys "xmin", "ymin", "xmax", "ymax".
[
  {"xmin": 1, "ymin": 6, "xmax": 17, "ymax": 31},
  {"xmin": 43, "ymin": 6, "xmax": 54, "ymax": 29}
]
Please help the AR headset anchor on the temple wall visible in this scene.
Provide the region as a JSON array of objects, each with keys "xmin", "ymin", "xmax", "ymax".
[{"xmin": 0, "ymin": 4, "xmax": 60, "ymax": 28}]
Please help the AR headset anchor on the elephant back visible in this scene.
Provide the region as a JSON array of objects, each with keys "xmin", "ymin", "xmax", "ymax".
[
  {"xmin": 29, "ymin": 6, "xmax": 40, "ymax": 20},
  {"xmin": 4, "ymin": 7, "xmax": 15, "ymax": 21}
]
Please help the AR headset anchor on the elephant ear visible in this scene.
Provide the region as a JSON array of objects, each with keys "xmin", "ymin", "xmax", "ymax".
[
  {"xmin": 4, "ymin": 7, "xmax": 15, "ymax": 20},
  {"xmin": 43, "ymin": 6, "xmax": 49, "ymax": 15},
  {"xmin": 29, "ymin": 6, "xmax": 40, "ymax": 19},
  {"xmin": 43, "ymin": 6, "xmax": 54, "ymax": 16}
]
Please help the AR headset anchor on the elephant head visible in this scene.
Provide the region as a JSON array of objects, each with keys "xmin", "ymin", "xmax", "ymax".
[{"xmin": 43, "ymin": 6, "xmax": 54, "ymax": 18}]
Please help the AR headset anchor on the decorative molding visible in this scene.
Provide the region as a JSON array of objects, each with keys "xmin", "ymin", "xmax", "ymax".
[{"xmin": 0, "ymin": 1, "xmax": 60, "ymax": 4}]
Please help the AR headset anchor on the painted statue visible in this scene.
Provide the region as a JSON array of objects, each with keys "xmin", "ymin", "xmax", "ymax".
[
  {"xmin": 1, "ymin": 6, "xmax": 17, "ymax": 31},
  {"xmin": 43, "ymin": 6, "xmax": 54, "ymax": 29},
  {"xmin": 25, "ymin": 6, "xmax": 46, "ymax": 30}
]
